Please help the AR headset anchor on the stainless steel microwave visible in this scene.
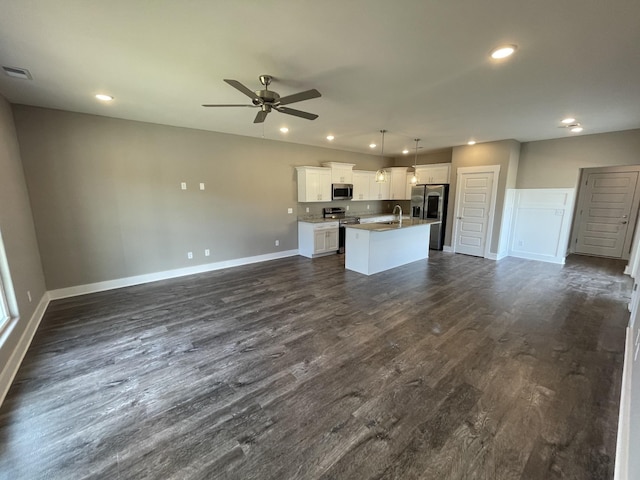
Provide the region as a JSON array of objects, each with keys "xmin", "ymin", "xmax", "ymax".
[{"xmin": 332, "ymin": 183, "xmax": 353, "ymax": 200}]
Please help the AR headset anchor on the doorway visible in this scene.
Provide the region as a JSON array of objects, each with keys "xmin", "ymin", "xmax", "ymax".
[
  {"xmin": 572, "ymin": 166, "xmax": 640, "ymax": 260},
  {"xmin": 452, "ymin": 165, "xmax": 500, "ymax": 258}
]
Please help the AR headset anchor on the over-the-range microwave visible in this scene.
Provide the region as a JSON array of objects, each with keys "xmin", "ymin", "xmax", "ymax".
[{"xmin": 332, "ymin": 183, "xmax": 353, "ymax": 200}]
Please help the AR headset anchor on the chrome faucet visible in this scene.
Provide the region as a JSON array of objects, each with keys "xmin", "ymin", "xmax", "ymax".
[{"xmin": 393, "ymin": 204, "xmax": 402, "ymax": 226}]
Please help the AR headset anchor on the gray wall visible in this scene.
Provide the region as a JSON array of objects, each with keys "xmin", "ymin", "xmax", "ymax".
[
  {"xmin": 517, "ymin": 129, "xmax": 640, "ymax": 189},
  {"xmin": 13, "ymin": 105, "xmax": 387, "ymax": 290},
  {"xmin": 393, "ymin": 148, "xmax": 453, "ymax": 167},
  {"xmin": 0, "ymin": 96, "xmax": 46, "ymax": 367}
]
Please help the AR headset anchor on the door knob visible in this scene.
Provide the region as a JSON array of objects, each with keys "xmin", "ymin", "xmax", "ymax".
[
  {"xmin": 457, "ymin": 216, "xmax": 462, "ymax": 220},
  {"xmin": 621, "ymin": 221, "xmax": 628, "ymax": 224}
]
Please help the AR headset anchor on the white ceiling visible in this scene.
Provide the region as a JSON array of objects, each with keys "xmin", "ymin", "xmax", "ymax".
[{"xmin": 0, "ymin": 0, "xmax": 639, "ymax": 156}]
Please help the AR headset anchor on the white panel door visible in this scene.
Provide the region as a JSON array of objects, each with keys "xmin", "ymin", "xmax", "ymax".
[
  {"xmin": 575, "ymin": 171, "xmax": 639, "ymax": 258},
  {"xmin": 453, "ymin": 169, "xmax": 496, "ymax": 257}
]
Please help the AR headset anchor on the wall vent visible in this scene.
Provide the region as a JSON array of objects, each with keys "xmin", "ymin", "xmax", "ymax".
[{"xmin": 2, "ymin": 66, "xmax": 32, "ymax": 80}]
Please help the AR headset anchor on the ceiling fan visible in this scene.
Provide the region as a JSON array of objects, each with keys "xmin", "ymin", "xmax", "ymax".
[{"xmin": 202, "ymin": 75, "xmax": 321, "ymax": 123}]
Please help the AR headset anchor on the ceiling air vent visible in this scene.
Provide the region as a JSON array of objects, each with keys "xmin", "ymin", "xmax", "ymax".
[{"xmin": 2, "ymin": 66, "xmax": 32, "ymax": 80}]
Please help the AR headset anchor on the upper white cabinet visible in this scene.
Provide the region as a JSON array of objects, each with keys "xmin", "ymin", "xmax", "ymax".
[
  {"xmin": 415, "ymin": 163, "xmax": 451, "ymax": 184},
  {"xmin": 352, "ymin": 170, "xmax": 371, "ymax": 201},
  {"xmin": 322, "ymin": 162, "xmax": 355, "ymax": 184},
  {"xmin": 296, "ymin": 166, "xmax": 332, "ymax": 202},
  {"xmin": 387, "ymin": 167, "xmax": 409, "ymax": 200},
  {"xmin": 369, "ymin": 172, "xmax": 390, "ymax": 200}
]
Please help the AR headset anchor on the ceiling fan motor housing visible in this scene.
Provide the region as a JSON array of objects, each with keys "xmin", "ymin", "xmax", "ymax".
[{"xmin": 253, "ymin": 90, "xmax": 280, "ymax": 105}]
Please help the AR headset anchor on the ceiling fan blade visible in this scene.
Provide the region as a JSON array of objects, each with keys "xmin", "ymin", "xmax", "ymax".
[
  {"xmin": 276, "ymin": 106, "xmax": 318, "ymax": 121},
  {"xmin": 202, "ymin": 104, "xmax": 257, "ymax": 107},
  {"xmin": 277, "ymin": 89, "xmax": 321, "ymax": 106},
  {"xmin": 254, "ymin": 110, "xmax": 269, "ymax": 123},
  {"xmin": 224, "ymin": 79, "xmax": 261, "ymax": 102}
]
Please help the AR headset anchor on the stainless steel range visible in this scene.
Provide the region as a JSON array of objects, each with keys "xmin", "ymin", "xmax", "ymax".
[{"xmin": 323, "ymin": 207, "xmax": 360, "ymax": 254}]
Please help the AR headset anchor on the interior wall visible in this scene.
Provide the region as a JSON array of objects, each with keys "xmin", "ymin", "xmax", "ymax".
[
  {"xmin": 445, "ymin": 139, "xmax": 520, "ymax": 253},
  {"xmin": 13, "ymin": 105, "xmax": 387, "ymax": 290},
  {"xmin": 517, "ymin": 129, "xmax": 640, "ymax": 189},
  {"xmin": 392, "ymin": 148, "xmax": 453, "ymax": 167},
  {"xmin": 0, "ymin": 96, "xmax": 46, "ymax": 367}
]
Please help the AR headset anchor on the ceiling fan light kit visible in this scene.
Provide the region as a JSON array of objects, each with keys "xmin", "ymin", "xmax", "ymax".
[{"xmin": 203, "ymin": 74, "xmax": 321, "ymax": 124}]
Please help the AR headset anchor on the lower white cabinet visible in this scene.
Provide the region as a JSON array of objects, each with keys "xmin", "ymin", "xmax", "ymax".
[{"xmin": 298, "ymin": 221, "xmax": 339, "ymax": 258}]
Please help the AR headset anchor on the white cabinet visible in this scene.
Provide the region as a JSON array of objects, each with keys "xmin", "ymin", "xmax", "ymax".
[
  {"xmin": 352, "ymin": 170, "xmax": 371, "ymax": 201},
  {"xmin": 296, "ymin": 166, "xmax": 332, "ymax": 202},
  {"xmin": 298, "ymin": 221, "xmax": 339, "ymax": 258},
  {"xmin": 415, "ymin": 163, "xmax": 451, "ymax": 184},
  {"xmin": 369, "ymin": 173, "xmax": 390, "ymax": 200},
  {"xmin": 388, "ymin": 167, "xmax": 409, "ymax": 200},
  {"xmin": 322, "ymin": 162, "xmax": 355, "ymax": 184}
]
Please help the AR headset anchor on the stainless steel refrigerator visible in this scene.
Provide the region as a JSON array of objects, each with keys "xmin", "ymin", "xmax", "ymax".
[{"xmin": 410, "ymin": 184, "xmax": 449, "ymax": 250}]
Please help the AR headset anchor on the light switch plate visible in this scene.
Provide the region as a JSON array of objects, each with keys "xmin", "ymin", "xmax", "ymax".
[
  {"xmin": 200, "ymin": 183, "xmax": 205, "ymax": 190},
  {"xmin": 287, "ymin": 208, "xmax": 293, "ymax": 214},
  {"xmin": 181, "ymin": 182, "xmax": 187, "ymax": 190}
]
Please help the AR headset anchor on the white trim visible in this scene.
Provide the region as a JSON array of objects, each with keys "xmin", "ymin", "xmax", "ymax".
[
  {"xmin": 48, "ymin": 249, "xmax": 299, "ymax": 300},
  {"xmin": 443, "ymin": 245, "xmax": 453, "ymax": 253},
  {"xmin": 451, "ymin": 165, "xmax": 501, "ymax": 259},
  {"xmin": 508, "ymin": 251, "xmax": 566, "ymax": 265},
  {"xmin": 614, "ymin": 326, "xmax": 632, "ymax": 480},
  {"xmin": 0, "ymin": 292, "xmax": 50, "ymax": 406},
  {"xmin": 485, "ymin": 251, "xmax": 508, "ymax": 261}
]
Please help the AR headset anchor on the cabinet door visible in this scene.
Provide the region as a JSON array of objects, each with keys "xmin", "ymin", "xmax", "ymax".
[
  {"xmin": 352, "ymin": 171, "xmax": 370, "ymax": 201},
  {"xmin": 318, "ymin": 169, "xmax": 331, "ymax": 202},
  {"xmin": 325, "ymin": 230, "xmax": 338, "ymax": 251},
  {"xmin": 389, "ymin": 170, "xmax": 408, "ymax": 200},
  {"xmin": 314, "ymin": 230, "xmax": 327, "ymax": 253},
  {"xmin": 429, "ymin": 164, "xmax": 451, "ymax": 184}
]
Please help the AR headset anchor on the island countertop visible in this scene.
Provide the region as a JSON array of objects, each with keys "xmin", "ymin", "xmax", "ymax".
[{"xmin": 345, "ymin": 218, "xmax": 440, "ymax": 232}]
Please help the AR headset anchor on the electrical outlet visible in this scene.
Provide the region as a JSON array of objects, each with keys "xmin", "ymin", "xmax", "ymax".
[
  {"xmin": 367, "ymin": 205, "xmax": 370, "ymax": 210},
  {"xmin": 181, "ymin": 182, "xmax": 187, "ymax": 190},
  {"xmin": 346, "ymin": 205, "xmax": 349, "ymax": 211},
  {"xmin": 275, "ymin": 240, "xmax": 280, "ymax": 246},
  {"xmin": 287, "ymin": 208, "xmax": 293, "ymax": 214},
  {"xmin": 204, "ymin": 249, "xmax": 210, "ymax": 257},
  {"xmin": 306, "ymin": 207, "xmax": 309, "ymax": 213},
  {"xmin": 27, "ymin": 290, "xmax": 32, "ymax": 303},
  {"xmin": 518, "ymin": 240, "xmax": 524, "ymax": 247},
  {"xmin": 200, "ymin": 183, "xmax": 205, "ymax": 190},
  {"xmin": 187, "ymin": 251, "xmax": 193, "ymax": 259}
]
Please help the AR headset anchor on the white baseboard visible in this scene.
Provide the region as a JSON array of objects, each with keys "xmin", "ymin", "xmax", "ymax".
[
  {"xmin": 48, "ymin": 250, "xmax": 299, "ymax": 300},
  {"xmin": 614, "ymin": 326, "xmax": 632, "ymax": 480},
  {"xmin": 507, "ymin": 251, "xmax": 566, "ymax": 265},
  {"xmin": 443, "ymin": 245, "xmax": 453, "ymax": 253},
  {"xmin": 0, "ymin": 292, "xmax": 50, "ymax": 406},
  {"xmin": 485, "ymin": 251, "xmax": 508, "ymax": 261},
  {"xmin": 624, "ymin": 264, "xmax": 631, "ymax": 275}
]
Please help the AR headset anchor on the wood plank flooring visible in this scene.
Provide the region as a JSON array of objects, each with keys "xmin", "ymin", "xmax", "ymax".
[{"xmin": 0, "ymin": 252, "xmax": 631, "ymax": 479}]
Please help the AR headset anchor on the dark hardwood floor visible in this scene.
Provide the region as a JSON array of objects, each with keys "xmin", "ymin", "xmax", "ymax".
[{"xmin": 0, "ymin": 252, "xmax": 631, "ymax": 479}]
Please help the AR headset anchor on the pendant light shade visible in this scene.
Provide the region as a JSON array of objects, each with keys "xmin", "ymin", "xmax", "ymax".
[
  {"xmin": 375, "ymin": 129, "xmax": 388, "ymax": 183},
  {"xmin": 409, "ymin": 138, "xmax": 420, "ymax": 185}
]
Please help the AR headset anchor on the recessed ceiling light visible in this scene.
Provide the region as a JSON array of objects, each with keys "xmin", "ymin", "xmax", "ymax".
[
  {"xmin": 402, "ymin": 149, "xmax": 409, "ymax": 154},
  {"xmin": 326, "ymin": 135, "xmax": 335, "ymax": 141},
  {"xmin": 369, "ymin": 143, "xmax": 377, "ymax": 149},
  {"xmin": 280, "ymin": 127, "xmax": 289, "ymax": 133},
  {"xmin": 490, "ymin": 45, "xmax": 517, "ymax": 59},
  {"xmin": 95, "ymin": 94, "xmax": 114, "ymax": 101},
  {"xmin": 467, "ymin": 140, "xmax": 476, "ymax": 145},
  {"xmin": 570, "ymin": 125, "xmax": 583, "ymax": 133},
  {"xmin": 561, "ymin": 117, "xmax": 576, "ymax": 124}
]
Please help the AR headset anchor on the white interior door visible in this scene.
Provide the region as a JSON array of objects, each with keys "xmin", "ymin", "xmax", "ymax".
[
  {"xmin": 575, "ymin": 171, "xmax": 639, "ymax": 258},
  {"xmin": 453, "ymin": 167, "xmax": 498, "ymax": 257}
]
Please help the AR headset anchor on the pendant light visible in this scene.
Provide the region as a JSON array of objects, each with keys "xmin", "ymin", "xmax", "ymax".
[
  {"xmin": 375, "ymin": 129, "xmax": 388, "ymax": 183},
  {"xmin": 409, "ymin": 138, "xmax": 420, "ymax": 185}
]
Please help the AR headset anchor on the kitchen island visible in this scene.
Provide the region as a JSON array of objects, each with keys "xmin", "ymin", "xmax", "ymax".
[{"xmin": 345, "ymin": 219, "xmax": 440, "ymax": 275}]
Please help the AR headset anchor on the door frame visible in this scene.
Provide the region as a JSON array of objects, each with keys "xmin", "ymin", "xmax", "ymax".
[
  {"xmin": 570, "ymin": 165, "xmax": 640, "ymax": 260},
  {"xmin": 452, "ymin": 165, "xmax": 501, "ymax": 259}
]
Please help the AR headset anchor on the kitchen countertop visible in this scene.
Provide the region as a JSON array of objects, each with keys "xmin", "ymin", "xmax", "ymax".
[
  {"xmin": 345, "ymin": 218, "xmax": 440, "ymax": 232},
  {"xmin": 297, "ymin": 213, "xmax": 409, "ymax": 224}
]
